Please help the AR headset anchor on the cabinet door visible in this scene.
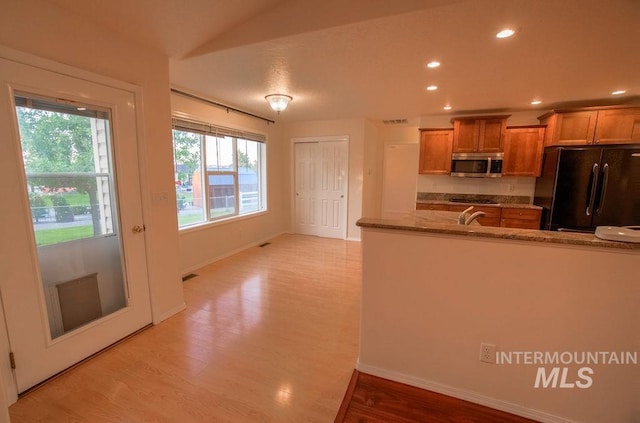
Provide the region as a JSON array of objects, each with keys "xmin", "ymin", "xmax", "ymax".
[
  {"xmin": 552, "ymin": 111, "xmax": 598, "ymax": 145},
  {"xmin": 500, "ymin": 208, "xmax": 542, "ymax": 229},
  {"xmin": 419, "ymin": 130, "xmax": 453, "ymax": 174},
  {"xmin": 503, "ymin": 126, "xmax": 545, "ymax": 176},
  {"xmin": 452, "ymin": 120, "xmax": 478, "ymax": 153},
  {"xmin": 416, "ymin": 203, "xmax": 449, "ymax": 211},
  {"xmin": 478, "ymin": 118, "xmax": 506, "ymax": 152},
  {"xmin": 594, "ymin": 108, "xmax": 640, "ymax": 144}
]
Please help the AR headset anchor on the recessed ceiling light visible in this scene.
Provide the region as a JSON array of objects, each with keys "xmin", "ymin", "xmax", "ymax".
[
  {"xmin": 611, "ymin": 90, "xmax": 626, "ymax": 95},
  {"xmin": 426, "ymin": 61, "xmax": 441, "ymax": 68},
  {"xmin": 531, "ymin": 100, "xmax": 542, "ymax": 105},
  {"xmin": 496, "ymin": 28, "xmax": 515, "ymax": 39},
  {"xmin": 76, "ymin": 107, "xmax": 87, "ymax": 111},
  {"xmin": 426, "ymin": 85, "xmax": 438, "ymax": 91},
  {"xmin": 443, "ymin": 105, "xmax": 452, "ymax": 110}
]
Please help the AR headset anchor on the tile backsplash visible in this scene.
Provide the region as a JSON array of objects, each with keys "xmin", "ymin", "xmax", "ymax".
[{"xmin": 417, "ymin": 175, "xmax": 536, "ymax": 199}]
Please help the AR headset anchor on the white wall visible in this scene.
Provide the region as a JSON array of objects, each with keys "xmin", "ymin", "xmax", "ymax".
[
  {"xmin": 417, "ymin": 175, "xmax": 536, "ymax": 197},
  {"xmin": 171, "ymin": 93, "xmax": 289, "ymax": 273},
  {"xmin": 362, "ymin": 120, "xmax": 381, "ymax": 218},
  {"xmin": 283, "ymin": 118, "xmax": 366, "ymax": 240},
  {"xmin": 359, "ymin": 227, "xmax": 640, "ymax": 423}
]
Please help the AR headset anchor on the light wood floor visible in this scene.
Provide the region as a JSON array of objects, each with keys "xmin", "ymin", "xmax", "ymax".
[{"xmin": 9, "ymin": 234, "xmax": 362, "ymax": 422}]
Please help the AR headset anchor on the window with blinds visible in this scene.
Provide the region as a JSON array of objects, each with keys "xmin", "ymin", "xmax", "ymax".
[{"xmin": 172, "ymin": 117, "xmax": 267, "ymax": 228}]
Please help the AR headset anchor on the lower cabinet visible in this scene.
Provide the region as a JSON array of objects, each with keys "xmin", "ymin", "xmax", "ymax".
[
  {"xmin": 416, "ymin": 203, "xmax": 450, "ymax": 211},
  {"xmin": 416, "ymin": 203, "xmax": 542, "ymax": 229},
  {"xmin": 500, "ymin": 207, "xmax": 542, "ymax": 229}
]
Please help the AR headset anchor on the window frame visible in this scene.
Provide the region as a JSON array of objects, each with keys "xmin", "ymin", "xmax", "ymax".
[{"xmin": 172, "ymin": 117, "xmax": 267, "ymax": 230}]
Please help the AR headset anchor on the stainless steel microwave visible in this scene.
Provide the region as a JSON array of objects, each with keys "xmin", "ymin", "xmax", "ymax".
[{"xmin": 451, "ymin": 152, "xmax": 503, "ymax": 177}]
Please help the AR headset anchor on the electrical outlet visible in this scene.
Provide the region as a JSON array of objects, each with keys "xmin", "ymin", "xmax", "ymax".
[{"xmin": 479, "ymin": 343, "xmax": 496, "ymax": 364}]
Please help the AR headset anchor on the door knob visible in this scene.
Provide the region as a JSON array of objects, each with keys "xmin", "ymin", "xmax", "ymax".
[{"xmin": 131, "ymin": 225, "xmax": 145, "ymax": 233}]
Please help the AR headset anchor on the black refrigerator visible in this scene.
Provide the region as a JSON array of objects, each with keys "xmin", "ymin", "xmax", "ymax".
[{"xmin": 534, "ymin": 144, "xmax": 640, "ymax": 232}]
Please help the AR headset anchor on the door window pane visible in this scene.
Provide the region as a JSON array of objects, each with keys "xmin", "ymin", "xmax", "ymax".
[
  {"xmin": 15, "ymin": 93, "xmax": 127, "ymax": 339},
  {"xmin": 16, "ymin": 102, "xmax": 116, "ymax": 246}
]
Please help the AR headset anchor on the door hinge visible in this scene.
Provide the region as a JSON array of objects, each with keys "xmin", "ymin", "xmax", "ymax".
[{"xmin": 9, "ymin": 352, "xmax": 15, "ymax": 369}]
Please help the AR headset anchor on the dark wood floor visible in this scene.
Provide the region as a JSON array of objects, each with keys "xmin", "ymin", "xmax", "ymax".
[{"xmin": 335, "ymin": 371, "xmax": 539, "ymax": 423}]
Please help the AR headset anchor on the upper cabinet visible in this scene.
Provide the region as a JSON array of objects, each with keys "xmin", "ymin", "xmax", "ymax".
[
  {"xmin": 539, "ymin": 106, "xmax": 640, "ymax": 146},
  {"xmin": 418, "ymin": 129, "xmax": 453, "ymax": 174},
  {"xmin": 451, "ymin": 115, "xmax": 509, "ymax": 153},
  {"xmin": 503, "ymin": 125, "xmax": 545, "ymax": 177}
]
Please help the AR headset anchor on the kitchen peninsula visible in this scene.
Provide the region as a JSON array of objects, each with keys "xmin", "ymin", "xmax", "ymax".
[{"xmin": 356, "ymin": 212, "xmax": 639, "ymax": 423}]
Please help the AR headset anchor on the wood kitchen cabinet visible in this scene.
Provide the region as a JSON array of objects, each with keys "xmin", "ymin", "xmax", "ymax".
[
  {"xmin": 539, "ymin": 106, "xmax": 640, "ymax": 146},
  {"xmin": 500, "ymin": 207, "xmax": 542, "ymax": 229},
  {"xmin": 416, "ymin": 203, "xmax": 449, "ymax": 211},
  {"xmin": 417, "ymin": 203, "xmax": 542, "ymax": 229},
  {"xmin": 593, "ymin": 108, "xmax": 640, "ymax": 144},
  {"xmin": 503, "ymin": 125, "xmax": 545, "ymax": 177},
  {"xmin": 418, "ymin": 129, "xmax": 453, "ymax": 174},
  {"xmin": 451, "ymin": 115, "xmax": 509, "ymax": 153}
]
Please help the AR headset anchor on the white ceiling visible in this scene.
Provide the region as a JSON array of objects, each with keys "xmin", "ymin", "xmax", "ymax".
[{"xmin": 48, "ymin": 0, "xmax": 640, "ymax": 123}]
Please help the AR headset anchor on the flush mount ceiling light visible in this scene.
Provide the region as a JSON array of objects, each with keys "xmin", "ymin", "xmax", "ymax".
[
  {"xmin": 611, "ymin": 89, "xmax": 627, "ymax": 95},
  {"xmin": 531, "ymin": 99, "xmax": 542, "ymax": 105},
  {"xmin": 426, "ymin": 85, "xmax": 438, "ymax": 91},
  {"xmin": 443, "ymin": 105, "xmax": 452, "ymax": 110},
  {"xmin": 496, "ymin": 28, "xmax": 516, "ymax": 38},
  {"xmin": 426, "ymin": 61, "xmax": 441, "ymax": 68},
  {"xmin": 265, "ymin": 94, "xmax": 293, "ymax": 113}
]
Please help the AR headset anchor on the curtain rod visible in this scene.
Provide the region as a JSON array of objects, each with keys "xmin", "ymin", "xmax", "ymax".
[{"xmin": 170, "ymin": 88, "xmax": 275, "ymax": 125}]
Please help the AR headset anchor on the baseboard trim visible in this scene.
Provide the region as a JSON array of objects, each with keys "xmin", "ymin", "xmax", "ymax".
[
  {"xmin": 355, "ymin": 361, "xmax": 577, "ymax": 423},
  {"xmin": 152, "ymin": 302, "xmax": 186, "ymax": 324},
  {"xmin": 180, "ymin": 231, "xmax": 287, "ymax": 276},
  {"xmin": 346, "ymin": 236, "xmax": 361, "ymax": 242}
]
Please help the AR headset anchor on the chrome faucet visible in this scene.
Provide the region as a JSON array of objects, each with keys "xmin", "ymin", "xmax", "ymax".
[
  {"xmin": 457, "ymin": 206, "xmax": 474, "ymax": 224},
  {"xmin": 457, "ymin": 206, "xmax": 486, "ymax": 225},
  {"xmin": 464, "ymin": 211, "xmax": 486, "ymax": 225}
]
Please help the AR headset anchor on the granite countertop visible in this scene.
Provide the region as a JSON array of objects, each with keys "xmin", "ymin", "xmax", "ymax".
[{"xmin": 357, "ymin": 211, "xmax": 640, "ymax": 250}]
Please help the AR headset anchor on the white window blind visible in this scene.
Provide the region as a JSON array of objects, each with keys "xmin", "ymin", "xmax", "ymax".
[{"xmin": 172, "ymin": 117, "xmax": 266, "ymax": 144}]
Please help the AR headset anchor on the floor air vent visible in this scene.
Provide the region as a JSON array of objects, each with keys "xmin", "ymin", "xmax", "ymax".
[
  {"xmin": 259, "ymin": 242, "xmax": 271, "ymax": 248},
  {"xmin": 182, "ymin": 273, "xmax": 198, "ymax": 282}
]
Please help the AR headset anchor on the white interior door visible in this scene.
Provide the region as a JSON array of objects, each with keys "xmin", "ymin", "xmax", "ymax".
[
  {"xmin": 294, "ymin": 142, "xmax": 318, "ymax": 236},
  {"xmin": 381, "ymin": 143, "xmax": 419, "ymax": 219},
  {"xmin": 294, "ymin": 140, "xmax": 347, "ymax": 239},
  {"xmin": 0, "ymin": 58, "xmax": 152, "ymax": 396}
]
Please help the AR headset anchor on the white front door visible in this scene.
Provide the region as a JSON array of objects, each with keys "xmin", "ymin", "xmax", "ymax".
[
  {"xmin": 294, "ymin": 140, "xmax": 347, "ymax": 239},
  {"xmin": 0, "ymin": 58, "xmax": 152, "ymax": 397}
]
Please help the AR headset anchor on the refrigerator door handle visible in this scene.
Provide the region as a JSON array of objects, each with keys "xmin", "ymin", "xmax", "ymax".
[
  {"xmin": 595, "ymin": 163, "xmax": 610, "ymax": 216},
  {"xmin": 586, "ymin": 163, "xmax": 599, "ymax": 216}
]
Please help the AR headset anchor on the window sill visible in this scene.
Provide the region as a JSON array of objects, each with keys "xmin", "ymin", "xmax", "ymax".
[{"xmin": 177, "ymin": 210, "xmax": 269, "ymax": 235}]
